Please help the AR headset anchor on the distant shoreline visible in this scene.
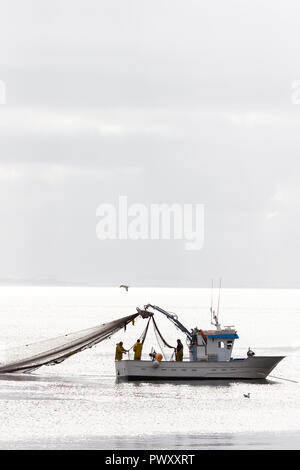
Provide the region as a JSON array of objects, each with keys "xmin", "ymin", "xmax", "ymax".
[{"xmin": 0, "ymin": 281, "xmax": 299, "ymax": 290}]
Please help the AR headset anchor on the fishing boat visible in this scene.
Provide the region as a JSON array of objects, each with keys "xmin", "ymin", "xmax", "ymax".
[
  {"xmin": 115, "ymin": 304, "xmax": 285, "ymax": 381},
  {"xmin": 0, "ymin": 293, "xmax": 284, "ymax": 381}
]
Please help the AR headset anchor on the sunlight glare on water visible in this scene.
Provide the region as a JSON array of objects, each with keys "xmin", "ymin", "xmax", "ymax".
[{"xmin": 0, "ymin": 286, "xmax": 299, "ymax": 449}]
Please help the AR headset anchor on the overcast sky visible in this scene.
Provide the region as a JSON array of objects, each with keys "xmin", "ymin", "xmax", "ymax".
[{"xmin": 0, "ymin": 0, "xmax": 300, "ymax": 287}]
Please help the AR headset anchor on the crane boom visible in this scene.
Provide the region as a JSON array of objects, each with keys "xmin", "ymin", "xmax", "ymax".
[{"xmin": 144, "ymin": 304, "xmax": 192, "ymax": 341}]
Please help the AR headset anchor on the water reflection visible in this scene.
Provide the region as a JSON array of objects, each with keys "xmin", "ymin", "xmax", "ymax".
[
  {"xmin": 1, "ymin": 430, "xmax": 299, "ymax": 450},
  {"xmin": 0, "ymin": 371, "xmax": 274, "ymax": 387},
  {"xmin": 116, "ymin": 377, "xmax": 272, "ymax": 386}
]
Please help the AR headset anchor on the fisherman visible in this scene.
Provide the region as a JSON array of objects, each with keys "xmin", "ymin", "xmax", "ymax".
[
  {"xmin": 247, "ymin": 347, "xmax": 255, "ymax": 357},
  {"xmin": 115, "ymin": 341, "xmax": 127, "ymax": 361},
  {"xmin": 191, "ymin": 328, "xmax": 198, "ymax": 345},
  {"xmin": 175, "ymin": 339, "xmax": 184, "ymax": 361},
  {"xmin": 149, "ymin": 351, "xmax": 163, "ymax": 362},
  {"xmin": 133, "ymin": 339, "xmax": 143, "ymax": 360}
]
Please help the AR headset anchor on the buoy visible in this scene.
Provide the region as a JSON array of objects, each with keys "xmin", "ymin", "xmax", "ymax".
[{"xmin": 152, "ymin": 360, "xmax": 160, "ymax": 368}]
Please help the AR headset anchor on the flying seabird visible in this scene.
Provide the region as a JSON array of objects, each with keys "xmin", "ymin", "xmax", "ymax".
[{"xmin": 120, "ymin": 285, "xmax": 129, "ymax": 292}]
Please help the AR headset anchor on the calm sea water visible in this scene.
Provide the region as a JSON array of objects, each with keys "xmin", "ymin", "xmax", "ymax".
[{"xmin": 0, "ymin": 286, "xmax": 299, "ymax": 450}]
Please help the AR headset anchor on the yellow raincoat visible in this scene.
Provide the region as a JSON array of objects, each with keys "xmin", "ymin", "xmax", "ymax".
[
  {"xmin": 133, "ymin": 341, "xmax": 143, "ymax": 360},
  {"xmin": 176, "ymin": 346, "xmax": 183, "ymax": 362},
  {"xmin": 115, "ymin": 343, "xmax": 127, "ymax": 361}
]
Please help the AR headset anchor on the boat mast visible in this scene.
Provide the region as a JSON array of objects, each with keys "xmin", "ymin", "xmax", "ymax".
[
  {"xmin": 211, "ymin": 278, "xmax": 222, "ymax": 330},
  {"xmin": 210, "ymin": 279, "xmax": 214, "ymax": 325}
]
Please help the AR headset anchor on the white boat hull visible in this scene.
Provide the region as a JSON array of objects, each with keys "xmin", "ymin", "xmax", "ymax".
[{"xmin": 115, "ymin": 356, "xmax": 284, "ymax": 381}]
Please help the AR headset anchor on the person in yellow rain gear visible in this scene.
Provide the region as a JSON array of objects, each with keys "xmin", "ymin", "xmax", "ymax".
[
  {"xmin": 115, "ymin": 341, "xmax": 127, "ymax": 361},
  {"xmin": 175, "ymin": 339, "xmax": 183, "ymax": 361},
  {"xmin": 133, "ymin": 339, "xmax": 143, "ymax": 360}
]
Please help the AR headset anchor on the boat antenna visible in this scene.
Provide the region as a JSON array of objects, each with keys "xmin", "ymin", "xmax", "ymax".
[
  {"xmin": 216, "ymin": 278, "xmax": 222, "ymax": 326},
  {"xmin": 210, "ymin": 279, "xmax": 214, "ymax": 325}
]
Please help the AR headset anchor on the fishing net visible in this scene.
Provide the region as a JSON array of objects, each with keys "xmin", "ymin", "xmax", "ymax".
[
  {"xmin": 126, "ymin": 317, "xmax": 152, "ymax": 360},
  {"xmin": 0, "ymin": 313, "xmax": 139, "ymax": 374},
  {"xmin": 152, "ymin": 317, "xmax": 176, "ymax": 361}
]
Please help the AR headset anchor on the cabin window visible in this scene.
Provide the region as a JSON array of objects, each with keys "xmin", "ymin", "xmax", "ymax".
[
  {"xmin": 218, "ymin": 341, "xmax": 225, "ymax": 349},
  {"xmin": 227, "ymin": 341, "xmax": 233, "ymax": 350}
]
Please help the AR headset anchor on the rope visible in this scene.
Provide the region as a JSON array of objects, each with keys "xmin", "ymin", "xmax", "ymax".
[
  {"xmin": 127, "ymin": 317, "xmax": 152, "ymax": 352},
  {"xmin": 258, "ymin": 372, "xmax": 298, "ymax": 383},
  {"xmin": 152, "ymin": 317, "xmax": 175, "ymax": 349},
  {"xmin": 141, "ymin": 317, "xmax": 151, "ymax": 345},
  {"xmin": 152, "ymin": 316, "xmax": 177, "ymax": 361},
  {"xmin": 153, "ymin": 320, "xmax": 168, "ymax": 361},
  {"xmin": 125, "ymin": 316, "xmax": 178, "ymax": 362}
]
